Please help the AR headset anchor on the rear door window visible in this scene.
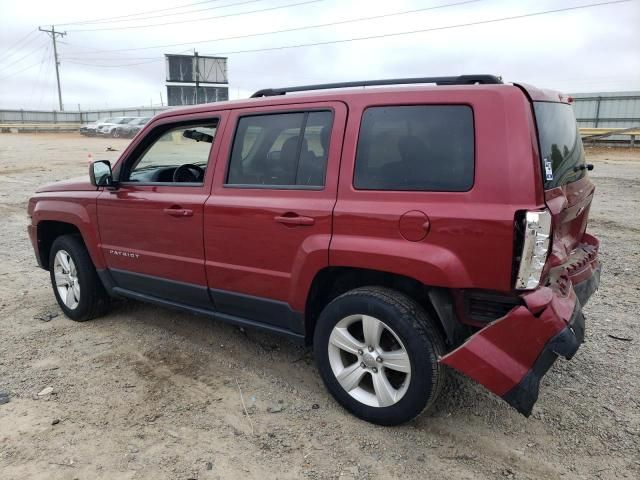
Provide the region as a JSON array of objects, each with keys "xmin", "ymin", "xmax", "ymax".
[
  {"xmin": 534, "ymin": 102, "xmax": 586, "ymax": 189},
  {"xmin": 354, "ymin": 105, "xmax": 474, "ymax": 191},
  {"xmin": 226, "ymin": 110, "xmax": 333, "ymax": 188}
]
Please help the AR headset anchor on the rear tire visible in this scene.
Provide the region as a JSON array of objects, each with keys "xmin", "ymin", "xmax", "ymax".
[
  {"xmin": 313, "ymin": 286, "xmax": 446, "ymax": 425},
  {"xmin": 49, "ymin": 235, "xmax": 110, "ymax": 322}
]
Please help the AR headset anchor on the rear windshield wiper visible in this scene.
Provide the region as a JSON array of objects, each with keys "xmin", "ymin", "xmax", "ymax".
[{"xmin": 573, "ymin": 163, "xmax": 594, "ymax": 172}]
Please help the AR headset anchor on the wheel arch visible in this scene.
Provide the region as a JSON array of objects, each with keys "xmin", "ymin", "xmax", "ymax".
[
  {"xmin": 37, "ymin": 220, "xmax": 84, "ymax": 270},
  {"xmin": 31, "ymin": 196, "xmax": 105, "ymax": 271},
  {"xmin": 35, "ymin": 218, "xmax": 105, "ymax": 272},
  {"xmin": 304, "ymin": 266, "xmax": 467, "ymax": 348}
]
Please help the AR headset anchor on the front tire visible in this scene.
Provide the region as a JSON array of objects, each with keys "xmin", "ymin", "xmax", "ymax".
[
  {"xmin": 49, "ymin": 235, "xmax": 110, "ymax": 322},
  {"xmin": 314, "ymin": 286, "xmax": 446, "ymax": 425}
]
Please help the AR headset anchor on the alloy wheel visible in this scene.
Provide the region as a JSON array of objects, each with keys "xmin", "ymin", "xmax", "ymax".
[
  {"xmin": 53, "ymin": 250, "xmax": 80, "ymax": 309},
  {"xmin": 328, "ymin": 314, "xmax": 411, "ymax": 407}
]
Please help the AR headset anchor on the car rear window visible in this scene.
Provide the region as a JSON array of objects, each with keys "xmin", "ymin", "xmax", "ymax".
[
  {"xmin": 354, "ymin": 105, "xmax": 474, "ymax": 191},
  {"xmin": 534, "ymin": 102, "xmax": 586, "ymax": 189}
]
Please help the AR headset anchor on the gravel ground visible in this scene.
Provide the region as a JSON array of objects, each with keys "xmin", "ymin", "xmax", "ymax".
[{"xmin": 0, "ymin": 134, "xmax": 638, "ymax": 480}]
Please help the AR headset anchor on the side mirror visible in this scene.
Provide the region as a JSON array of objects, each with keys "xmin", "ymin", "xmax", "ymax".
[{"xmin": 89, "ymin": 160, "xmax": 114, "ymax": 187}]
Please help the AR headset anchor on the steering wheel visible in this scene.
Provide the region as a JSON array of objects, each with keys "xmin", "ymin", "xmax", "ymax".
[{"xmin": 173, "ymin": 164, "xmax": 205, "ymax": 183}]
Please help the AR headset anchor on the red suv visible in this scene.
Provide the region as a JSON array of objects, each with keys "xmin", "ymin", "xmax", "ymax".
[{"xmin": 27, "ymin": 75, "xmax": 601, "ymax": 425}]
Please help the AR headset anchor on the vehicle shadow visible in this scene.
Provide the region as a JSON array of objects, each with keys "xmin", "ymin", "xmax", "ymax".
[{"xmin": 101, "ymin": 298, "xmax": 517, "ymax": 427}]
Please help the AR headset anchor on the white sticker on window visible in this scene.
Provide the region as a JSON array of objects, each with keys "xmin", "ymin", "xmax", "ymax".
[{"xmin": 544, "ymin": 158, "xmax": 553, "ymax": 181}]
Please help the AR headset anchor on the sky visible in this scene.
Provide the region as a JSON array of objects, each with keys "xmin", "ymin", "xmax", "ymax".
[{"xmin": 0, "ymin": 0, "xmax": 639, "ymax": 111}]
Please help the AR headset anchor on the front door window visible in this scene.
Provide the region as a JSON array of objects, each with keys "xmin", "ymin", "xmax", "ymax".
[{"xmin": 124, "ymin": 123, "xmax": 218, "ymax": 184}]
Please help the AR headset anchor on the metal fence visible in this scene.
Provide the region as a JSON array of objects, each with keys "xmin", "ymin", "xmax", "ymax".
[
  {"xmin": 571, "ymin": 91, "xmax": 640, "ymax": 142},
  {"xmin": 2, "ymin": 91, "xmax": 639, "ymax": 139},
  {"xmin": 0, "ymin": 107, "xmax": 169, "ymax": 125}
]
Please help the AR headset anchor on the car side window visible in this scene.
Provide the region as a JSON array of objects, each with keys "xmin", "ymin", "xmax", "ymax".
[
  {"xmin": 226, "ymin": 110, "xmax": 333, "ymax": 188},
  {"xmin": 354, "ymin": 105, "xmax": 474, "ymax": 191},
  {"xmin": 125, "ymin": 122, "xmax": 218, "ymax": 184}
]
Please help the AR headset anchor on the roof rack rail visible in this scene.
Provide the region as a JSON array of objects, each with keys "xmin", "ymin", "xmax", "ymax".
[{"xmin": 250, "ymin": 74, "xmax": 503, "ymax": 98}]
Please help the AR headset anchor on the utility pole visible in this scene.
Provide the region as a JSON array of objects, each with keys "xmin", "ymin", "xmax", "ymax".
[{"xmin": 39, "ymin": 25, "xmax": 66, "ymax": 111}]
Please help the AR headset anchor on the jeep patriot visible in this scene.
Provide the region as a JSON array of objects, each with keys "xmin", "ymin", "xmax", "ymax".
[{"xmin": 27, "ymin": 75, "xmax": 601, "ymax": 425}]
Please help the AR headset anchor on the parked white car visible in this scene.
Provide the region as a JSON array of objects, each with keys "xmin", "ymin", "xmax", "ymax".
[
  {"xmin": 97, "ymin": 117, "xmax": 136, "ymax": 137},
  {"xmin": 79, "ymin": 117, "xmax": 112, "ymax": 136}
]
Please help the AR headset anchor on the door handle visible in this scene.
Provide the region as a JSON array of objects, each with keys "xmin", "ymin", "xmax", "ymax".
[
  {"xmin": 163, "ymin": 207, "xmax": 193, "ymax": 217},
  {"xmin": 274, "ymin": 214, "xmax": 315, "ymax": 226}
]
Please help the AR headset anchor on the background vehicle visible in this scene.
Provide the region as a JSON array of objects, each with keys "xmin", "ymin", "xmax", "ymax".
[
  {"xmin": 79, "ymin": 117, "xmax": 112, "ymax": 136},
  {"xmin": 116, "ymin": 117, "xmax": 151, "ymax": 138},
  {"xmin": 27, "ymin": 75, "xmax": 600, "ymax": 426},
  {"xmin": 97, "ymin": 117, "xmax": 136, "ymax": 137}
]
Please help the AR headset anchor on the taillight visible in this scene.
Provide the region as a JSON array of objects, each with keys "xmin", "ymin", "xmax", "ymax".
[{"xmin": 515, "ymin": 210, "xmax": 552, "ymax": 290}]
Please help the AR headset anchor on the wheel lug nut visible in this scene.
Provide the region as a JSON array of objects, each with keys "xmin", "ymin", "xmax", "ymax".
[
  {"xmin": 368, "ymin": 346, "xmax": 374, "ymax": 352},
  {"xmin": 360, "ymin": 362, "xmax": 366, "ymax": 369},
  {"xmin": 372, "ymin": 367, "xmax": 378, "ymax": 373},
  {"xmin": 376, "ymin": 356, "xmax": 382, "ymax": 363},
  {"xmin": 357, "ymin": 349, "xmax": 363, "ymax": 356}
]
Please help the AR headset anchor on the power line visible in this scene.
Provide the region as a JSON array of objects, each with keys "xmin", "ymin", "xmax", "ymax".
[
  {"xmin": 62, "ymin": 56, "xmax": 160, "ymax": 61},
  {"xmin": 59, "ymin": 0, "xmax": 266, "ymax": 26},
  {"xmin": 0, "ymin": 39, "xmax": 49, "ymax": 71},
  {"xmin": 0, "ymin": 58, "xmax": 47, "ymax": 81},
  {"xmin": 37, "ymin": 48, "xmax": 55, "ymax": 109},
  {"xmin": 65, "ymin": 59, "xmax": 161, "ymax": 68},
  {"xmin": 54, "ymin": 0, "xmax": 227, "ymax": 26},
  {"xmin": 0, "ymin": 34, "xmax": 46, "ymax": 66},
  {"xmin": 61, "ymin": 0, "xmax": 636, "ymax": 66},
  {"xmin": 28, "ymin": 43, "xmax": 52, "ymax": 102},
  {"xmin": 0, "ymin": 29, "xmax": 38, "ymax": 62},
  {"xmin": 62, "ymin": 49, "xmax": 194, "ymax": 68},
  {"xmin": 66, "ymin": 0, "xmax": 324, "ymax": 32},
  {"xmin": 207, "ymin": 0, "xmax": 636, "ymax": 56},
  {"xmin": 62, "ymin": 0, "xmax": 484, "ymax": 57}
]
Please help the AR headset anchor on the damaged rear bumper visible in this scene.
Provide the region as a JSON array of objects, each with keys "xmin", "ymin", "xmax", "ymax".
[
  {"xmin": 501, "ymin": 298, "xmax": 586, "ymax": 415},
  {"xmin": 441, "ymin": 238, "xmax": 601, "ymax": 417}
]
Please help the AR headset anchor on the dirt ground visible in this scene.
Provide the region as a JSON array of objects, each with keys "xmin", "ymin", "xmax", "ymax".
[{"xmin": 0, "ymin": 133, "xmax": 638, "ymax": 480}]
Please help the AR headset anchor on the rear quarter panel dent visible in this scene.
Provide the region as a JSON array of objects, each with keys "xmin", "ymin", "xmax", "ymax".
[{"xmin": 329, "ymin": 236, "xmax": 473, "ymax": 288}]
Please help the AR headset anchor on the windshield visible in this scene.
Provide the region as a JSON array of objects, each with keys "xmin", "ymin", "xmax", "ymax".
[{"xmin": 534, "ymin": 102, "xmax": 586, "ymax": 189}]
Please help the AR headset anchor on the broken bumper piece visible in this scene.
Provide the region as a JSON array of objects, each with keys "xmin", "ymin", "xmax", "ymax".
[
  {"xmin": 501, "ymin": 303, "xmax": 584, "ymax": 415},
  {"xmin": 441, "ymin": 261, "xmax": 601, "ymax": 417}
]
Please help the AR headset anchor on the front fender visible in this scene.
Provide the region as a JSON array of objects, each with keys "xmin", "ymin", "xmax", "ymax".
[{"xmin": 31, "ymin": 192, "xmax": 104, "ymax": 269}]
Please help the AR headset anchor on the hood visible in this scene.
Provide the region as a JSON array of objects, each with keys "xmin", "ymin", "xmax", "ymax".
[{"xmin": 36, "ymin": 176, "xmax": 96, "ymax": 193}]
